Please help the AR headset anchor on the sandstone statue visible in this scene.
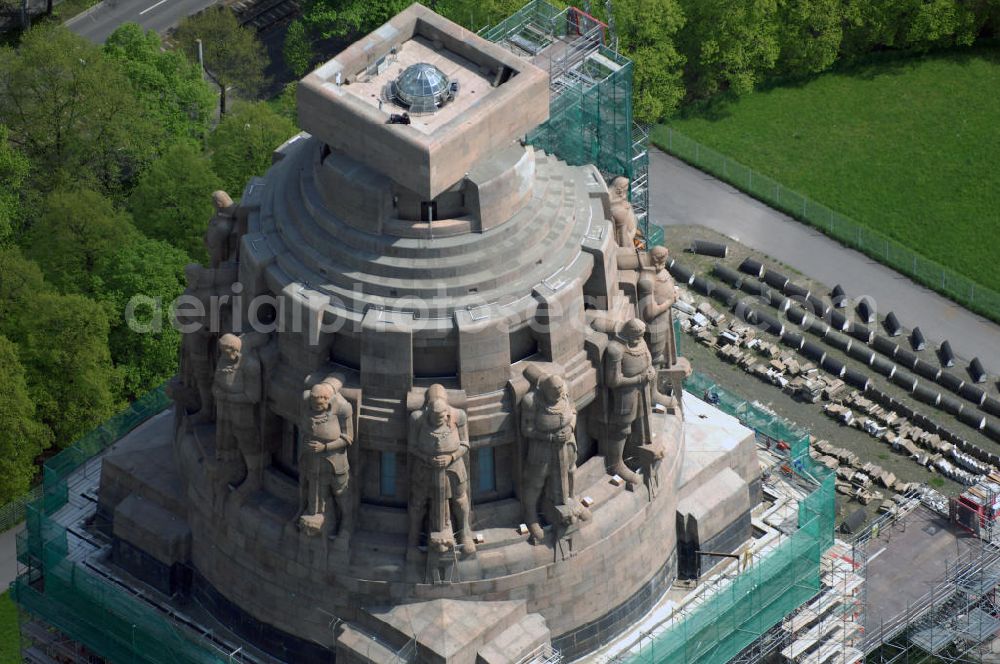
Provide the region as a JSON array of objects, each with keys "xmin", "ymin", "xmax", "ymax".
[
  {"xmin": 637, "ymin": 246, "xmax": 677, "ymax": 369},
  {"xmin": 519, "ymin": 371, "xmax": 590, "ymax": 545},
  {"xmin": 179, "ymin": 326, "xmax": 217, "ymax": 422},
  {"xmin": 169, "ymin": 266, "xmax": 221, "ymax": 421},
  {"xmin": 602, "ymin": 319, "xmax": 665, "ymax": 486},
  {"xmin": 297, "ymin": 380, "xmax": 355, "ymax": 539},
  {"xmin": 213, "ymin": 334, "xmax": 263, "ymax": 491},
  {"xmin": 206, "ymin": 190, "xmax": 238, "ymax": 269},
  {"xmin": 610, "ymin": 176, "xmax": 637, "ymax": 249},
  {"xmin": 407, "ymin": 385, "xmax": 476, "ymax": 556}
]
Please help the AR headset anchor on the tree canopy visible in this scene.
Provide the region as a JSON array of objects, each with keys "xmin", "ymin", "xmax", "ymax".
[
  {"xmin": 97, "ymin": 235, "xmax": 188, "ymax": 400},
  {"xmin": 0, "ymin": 125, "xmax": 30, "ymax": 244},
  {"xmin": 0, "ymin": 336, "xmax": 50, "ymax": 503},
  {"xmin": 104, "ymin": 23, "xmax": 216, "ymax": 143},
  {"xmin": 207, "ymin": 101, "xmax": 297, "ymax": 195},
  {"xmin": 0, "ymin": 24, "xmax": 160, "ymax": 196},
  {"xmin": 2, "ymin": 291, "xmax": 120, "ymax": 445},
  {"xmin": 173, "ymin": 8, "xmax": 269, "ymax": 115},
  {"xmin": 129, "ymin": 140, "xmax": 221, "ymax": 262},
  {"xmin": 27, "ymin": 188, "xmax": 132, "ymax": 296}
]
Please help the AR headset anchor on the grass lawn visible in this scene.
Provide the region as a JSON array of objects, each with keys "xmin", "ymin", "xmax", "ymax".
[
  {"xmin": 0, "ymin": 591, "xmax": 21, "ymax": 664},
  {"xmin": 658, "ymin": 46, "xmax": 1000, "ymax": 293}
]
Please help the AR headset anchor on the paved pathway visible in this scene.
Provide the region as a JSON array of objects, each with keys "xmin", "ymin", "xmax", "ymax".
[
  {"xmin": 1, "ymin": 524, "xmax": 24, "ymax": 592},
  {"xmin": 650, "ymin": 148, "xmax": 1000, "ymax": 375},
  {"xmin": 67, "ymin": 0, "xmax": 217, "ymax": 43}
]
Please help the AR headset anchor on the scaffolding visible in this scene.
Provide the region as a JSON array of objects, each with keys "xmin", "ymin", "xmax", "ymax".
[
  {"xmin": 11, "ymin": 386, "xmax": 259, "ymax": 664},
  {"xmin": 601, "ymin": 373, "xmax": 837, "ymax": 664},
  {"xmin": 865, "ymin": 543, "xmax": 1000, "ymax": 664},
  {"xmin": 478, "ymin": 0, "xmax": 660, "ymax": 246}
]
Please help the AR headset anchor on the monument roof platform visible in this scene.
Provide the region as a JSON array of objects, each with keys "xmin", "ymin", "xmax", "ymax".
[
  {"xmin": 297, "ymin": 2, "xmax": 550, "ymax": 199},
  {"xmin": 345, "ymin": 36, "xmax": 493, "ymax": 136}
]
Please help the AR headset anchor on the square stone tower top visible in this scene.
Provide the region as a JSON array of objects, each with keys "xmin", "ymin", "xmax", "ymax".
[{"xmin": 297, "ymin": 3, "xmax": 551, "ymax": 199}]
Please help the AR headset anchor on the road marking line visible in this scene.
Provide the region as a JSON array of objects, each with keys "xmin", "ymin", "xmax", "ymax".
[
  {"xmin": 138, "ymin": 0, "xmax": 169, "ymax": 15},
  {"xmin": 868, "ymin": 546, "xmax": 887, "ymax": 563}
]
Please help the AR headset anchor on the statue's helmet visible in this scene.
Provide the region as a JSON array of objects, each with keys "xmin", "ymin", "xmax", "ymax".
[
  {"xmin": 539, "ymin": 374, "xmax": 566, "ymax": 396},
  {"xmin": 425, "ymin": 383, "xmax": 448, "ymax": 405},
  {"xmin": 620, "ymin": 318, "xmax": 646, "ymax": 340},
  {"xmin": 218, "ymin": 333, "xmax": 242, "ymax": 351},
  {"xmin": 212, "ymin": 190, "xmax": 234, "ymax": 210},
  {"xmin": 611, "ymin": 176, "xmax": 629, "ymax": 197},
  {"xmin": 310, "ymin": 382, "xmax": 335, "ymax": 399}
]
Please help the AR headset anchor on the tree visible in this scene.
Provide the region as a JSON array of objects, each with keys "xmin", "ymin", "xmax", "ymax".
[
  {"xmin": 284, "ymin": 20, "xmax": 315, "ymax": 78},
  {"xmin": 96, "ymin": 235, "xmax": 188, "ymax": 400},
  {"xmin": 0, "ymin": 24, "xmax": 160, "ymax": 196},
  {"xmin": 678, "ymin": 0, "xmax": 781, "ymax": 99},
  {"xmin": 104, "ymin": 23, "xmax": 216, "ymax": 143},
  {"xmin": 27, "ymin": 188, "xmax": 133, "ymax": 296},
  {"xmin": 207, "ymin": 101, "xmax": 297, "ymax": 195},
  {"xmin": 775, "ymin": 0, "xmax": 843, "ymax": 77},
  {"xmin": 128, "ymin": 141, "xmax": 221, "ymax": 262},
  {"xmin": 0, "ymin": 247, "xmax": 51, "ymax": 336},
  {"xmin": 614, "ymin": 0, "xmax": 687, "ymax": 122},
  {"xmin": 7, "ymin": 292, "xmax": 120, "ymax": 445},
  {"xmin": 298, "ymin": 0, "xmax": 410, "ymax": 41},
  {"xmin": 271, "ymin": 82, "xmax": 299, "ymax": 124},
  {"xmin": 173, "ymin": 8, "xmax": 269, "ymax": 115},
  {"xmin": 0, "ymin": 125, "xmax": 30, "ymax": 244},
  {"xmin": 0, "ymin": 336, "xmax": 50, "ymax": 503}
]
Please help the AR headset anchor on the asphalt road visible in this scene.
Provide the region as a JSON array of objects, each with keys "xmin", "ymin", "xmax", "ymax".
[
  {"xmin": 650, "ymin": 148, "xmax": 1000, "ymax": 375},
  {"xmin": 66, "ymin": 0, "xmax": 217, "ymax": 42}
]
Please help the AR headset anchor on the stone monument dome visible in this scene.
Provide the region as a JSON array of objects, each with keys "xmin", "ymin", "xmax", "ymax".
[{"xmin": 96, "ymin": 5, "xmax": 759, "ymax": 662}]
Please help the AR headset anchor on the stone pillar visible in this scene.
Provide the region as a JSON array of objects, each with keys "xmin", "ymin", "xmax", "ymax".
[
  {"xmin": 455, "ymin": 309, "xmax": 511, "ymax": 394},
  {"xmin": 532, "ymin": 284, "xmax": 585, "ymax": 366},
  {"xmin": 361, "ymin": 309, "xmax": 414, "ymax": 395}
]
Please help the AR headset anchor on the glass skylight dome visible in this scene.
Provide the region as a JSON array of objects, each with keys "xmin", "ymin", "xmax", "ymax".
[{"xmin": 390, "ymin": 63, "xmax": 454, "ymax": 113}]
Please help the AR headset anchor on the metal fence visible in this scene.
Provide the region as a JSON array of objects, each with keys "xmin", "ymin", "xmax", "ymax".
[
  {"xmin": 0, "ymin": 486, "xmax": 41, "ymax": 534},
  {"xmin": 655, "ymin": 126, "xmax": 1000, "ymax": 325}
]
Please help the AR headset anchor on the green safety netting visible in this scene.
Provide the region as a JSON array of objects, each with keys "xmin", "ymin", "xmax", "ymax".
[
  {"xmin": 12, "ymin": 385, "xmax": 238, "ymax": 663},
  {"xmin": 618, "ymin": 372, "xmax": 836, "ymax": 664},
  {"xmin": 479, "ymin": 0, "xmax": 657, "ymax": 245}
]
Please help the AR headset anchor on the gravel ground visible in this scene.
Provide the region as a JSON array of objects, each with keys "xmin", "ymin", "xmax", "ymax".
[{"xmin": 666, "ymin": 226, "xmax": 994, "ymax": 516}]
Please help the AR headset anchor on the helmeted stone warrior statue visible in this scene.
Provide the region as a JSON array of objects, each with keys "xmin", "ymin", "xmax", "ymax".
[
  {"xmin": 213, "ymin": 334, "xmax": 262, "ymax": 489},
  {"xmin": 407, "ymin": 385, "xmax": 476, "ymax": 556},
  {"xmin": 297, "ymin": 381, "xmax": 354, "ymax": 539},
  {"xmin": 206, "ymin": 190, "xmax": 237, "ymax": 269},
  {"xmin": 602, "ymin": 319, "xmax": 664, "ymax": 486},
  {"xmin": 610, "ymin": 176, "xmax": 637, "ymax": 249},
  {"xmin": 520, "ymin": 372, "xmax": 590, "ymax": 544},
  {"xmin": 637, "ymin": 245, "xmax": 677, "ymax": 369}
]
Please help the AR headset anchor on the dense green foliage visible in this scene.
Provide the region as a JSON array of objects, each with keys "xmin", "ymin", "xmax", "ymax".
[
  {"xmin": 287, "ymin": 0, "xmax": 1000, "ymax": 123},
  {"xmin": 0, "ymin": 21, "xmax": 283, "ymax": 500},
  {"xmin": 208, "ymin": 102, "xmax": 297, "ymax": 195},
  {"xmin": 104, "ymin": 24, "xmax": 215, "ymax": 142},
  {"xmin": 0, "ymin": 25, "xmax": 159, "ymax": 196},
  {"xmin": 27, "ymin": 188, "xmax": 128, "ymax": 296},
  {"xmin": 98, "ymin": 236, "xmax": 188, "ymax": 399},
  {"xmin": 173, "ymin": 8, "xmax": 269, "ymax": 115},
  {"xmin": 6, "ymin": 291, "xmax": 120, "ymax": 445},
  {"xmin": 666, "ymin": 47, "xmax": 1000, "ymax": 292},
  {"xmin": 129, "ymin": 141, "xmax": 221, "ymax": 262},
  {"xmin": 0, "ymin": 337, "xmax": 50, "ymax": 503},
  {"xmin": 0, "ymin": 126, "xmax": 29, "ymax": 244}
]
